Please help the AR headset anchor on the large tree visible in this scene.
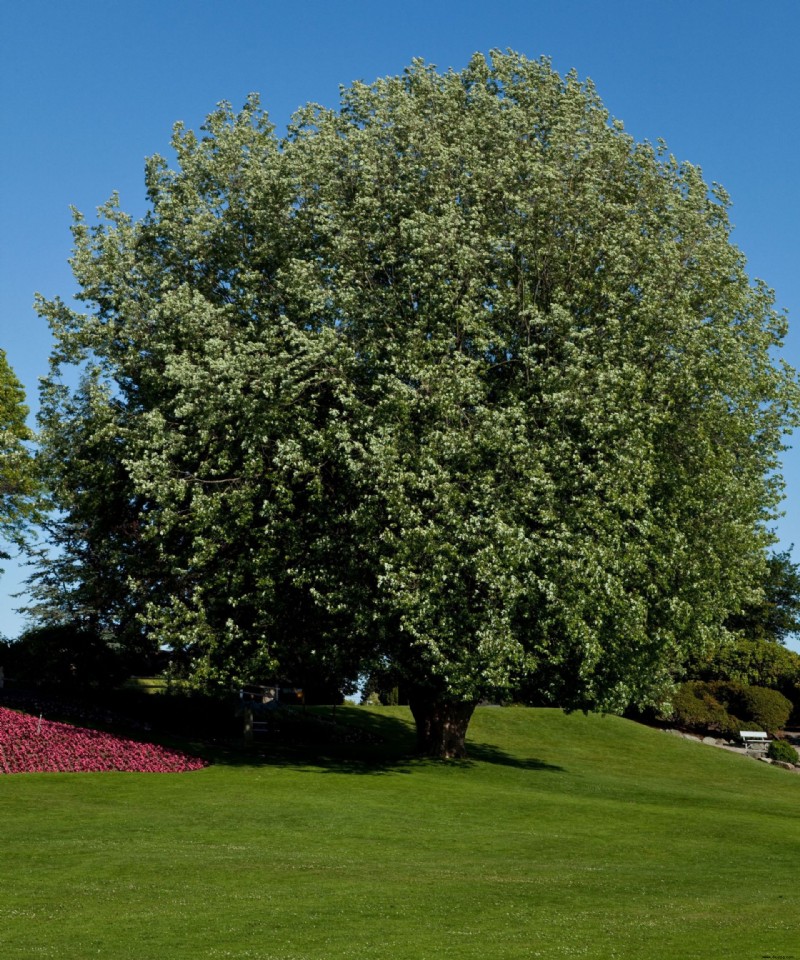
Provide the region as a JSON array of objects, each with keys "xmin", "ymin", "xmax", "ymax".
[{"xmin": 35, "ymin": 52, "xmax": 798, "ymax": 755}]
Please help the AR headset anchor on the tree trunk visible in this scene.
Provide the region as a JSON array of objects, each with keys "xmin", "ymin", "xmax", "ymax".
[{"xmin": 408, "ymin": 697, "xmax": 477, "ymax": 759}]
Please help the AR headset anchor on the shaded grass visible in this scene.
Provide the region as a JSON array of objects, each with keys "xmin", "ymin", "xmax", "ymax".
[{"xmin": 2, "ymin": 706, "xmax": 799, "ymax": 959}]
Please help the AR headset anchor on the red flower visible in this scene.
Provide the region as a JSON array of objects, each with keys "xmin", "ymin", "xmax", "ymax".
[{"xmin": 0, "ymin": 707, "xmax": 208, "ymax": 774}]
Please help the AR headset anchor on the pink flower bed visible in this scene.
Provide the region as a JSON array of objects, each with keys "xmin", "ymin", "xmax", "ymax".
[{"xmin": 0, "ymin": 706, "xmax": 208, "ymax": 774}]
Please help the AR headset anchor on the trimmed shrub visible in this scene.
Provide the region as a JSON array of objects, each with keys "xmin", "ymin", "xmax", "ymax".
[
  {"xmin": 669, "ymin": 681, "xmax": 732, "ymax": 735},
  {"xmin": 716, "ymin": 712, "xmax": 748, "ymax": 739},
  {"xmin": 741, "ymin": 686, "xmax": 793, "ymax": 734},
  {"xmin": 767, "ymin": 739, "xmax": 799, "ymax": 765},
  {"xmin": 666, "ymin": 680, "xmax": 791, "ymax": 738}
]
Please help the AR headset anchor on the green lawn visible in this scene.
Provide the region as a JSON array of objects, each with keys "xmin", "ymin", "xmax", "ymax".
[
  {"xmin": 2, "ymin": 705, "xmax": 799, "ymax": 959},
  {"xmin": 120, "ymin": 676, "xmax": 169, "ymax": 694}
]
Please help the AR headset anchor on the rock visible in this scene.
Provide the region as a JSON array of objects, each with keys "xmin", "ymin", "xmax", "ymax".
[
  {"xmin": 757, "ymin": 756, "xmax": 773, "ymax": 763},
  {"xmin": 775, "ymin": 761, "xmax": 796, "ymax": 771},
  {"xmin": 702, "ymin": 737, "xmax": 718, "ymax": 745}
]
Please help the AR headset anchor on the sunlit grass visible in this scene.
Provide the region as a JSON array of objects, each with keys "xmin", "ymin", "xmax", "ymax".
[
  {"xmin": 120, "ymin": 676, "xmax": 170, "ymax": 694},
  {"xmin": 2, "ymin": 705, "xmax": 799, "ymax": 959}
]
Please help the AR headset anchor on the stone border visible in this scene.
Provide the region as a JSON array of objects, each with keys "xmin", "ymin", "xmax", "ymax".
[{"xmin": 660, "ymin": 727, "xmax": 800, "ymax": 773}]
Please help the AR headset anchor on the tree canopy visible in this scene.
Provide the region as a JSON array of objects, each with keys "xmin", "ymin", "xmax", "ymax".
[
  {"xmin": 682, "ymin": 549, "xmax": 800, "ymax": 698},
  {"xmin": 0, "ymin": 348, "xmax": 37, "ymax": 576},
  {"xmin": 34, "ymin": 52, "xmax": 799, "ymax": 755},
  {"xmin": 726, "ymin": 548, "xmax": 800, "ymax": 645}
]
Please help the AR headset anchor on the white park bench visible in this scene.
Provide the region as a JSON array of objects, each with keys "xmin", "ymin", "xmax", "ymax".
[{"xmin": 740, "ymin": 730, "xmax": 770, "ymax": 753}]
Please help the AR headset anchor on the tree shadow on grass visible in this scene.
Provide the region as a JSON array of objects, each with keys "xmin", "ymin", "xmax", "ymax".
[
  {"xmin": 0, "ymin": 693, "xmax": 564, "ymax": 777},
  {"xmin": 466, "ymin": 741, "xmax": 564, "ymax": 773},
  {"xmin": 203, "ymin": 707, "xmax": 564, "ymax": 776}
]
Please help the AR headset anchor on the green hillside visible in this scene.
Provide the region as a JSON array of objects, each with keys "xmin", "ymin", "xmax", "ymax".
[{"xmin": 2, "ymin": 706, "xmax": 798, "ymax": 959}]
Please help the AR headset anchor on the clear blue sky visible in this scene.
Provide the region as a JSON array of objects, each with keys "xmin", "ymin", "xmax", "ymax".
[{"xmin": 1, "ymin": 0, "xmax": 799, "ymax": 644}]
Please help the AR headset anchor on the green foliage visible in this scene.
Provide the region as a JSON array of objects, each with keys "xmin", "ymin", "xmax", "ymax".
[
  {"xmin": 739, "ymin": 684, "xmax": 793, "ymax": 734},
  {"xmin": 767, "ymin": 738, "xmax": 799, "ymax": 764},
  {"xmin": 682, "ymin": 551, "xmax": 800, "ymax": 718},
  {"xmin": 686, "ymin": 633, "xmax": 800, "ymax": 690},
  {"xmin": 669, "ymin": 681, "xmax": 717, "ymax": 731},
  {"xmin": 667, "ymin": 680, "xmax": 792, "ymax": 736},
  {"xmin": 727, "ymin": 549, "xmax": 800, "ymax": 643},
  {"xmin": 0, "ymin": 349, "xmax": 38, "ymax": 572},
  {"xmin": 33, "ymin": 52, "xmax": 799, "ymax": 749},
  {"xmin": 5, "ymin": 623, "xmax": 131, "ymax": 692},
  {"xmin": 669, "ymin": 681, "xmax": 742, "ymax": 737}
]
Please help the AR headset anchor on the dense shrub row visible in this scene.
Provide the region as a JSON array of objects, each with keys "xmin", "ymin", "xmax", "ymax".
[
  {"xmin": 0, "ymin": 707, "xmax": 208, "ymax": 774},
  {"xmin": 668, "ymin": 681, "xmax": 793, "ymax": 737},
  {"xmin": 0, "ymin": 683, "xmax": 242, "ymax": 742}
]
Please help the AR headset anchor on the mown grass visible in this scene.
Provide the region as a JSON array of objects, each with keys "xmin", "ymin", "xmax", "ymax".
[
  {"xmin": 120, "ymin": 676, "xmax": 169, "ymax": 694},
  {"xmin": 2, "ymin": 705, "xmax": 799, "ymax": 959}
]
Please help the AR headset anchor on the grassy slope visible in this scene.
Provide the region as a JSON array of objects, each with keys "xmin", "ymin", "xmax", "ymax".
[{"xmin": 1, "ymin": 705, "xmax": 799, "ymax": 959}]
